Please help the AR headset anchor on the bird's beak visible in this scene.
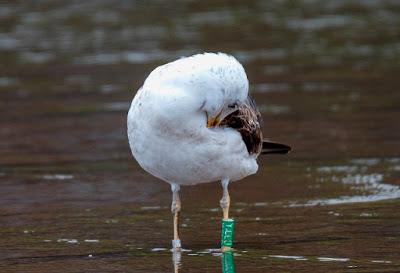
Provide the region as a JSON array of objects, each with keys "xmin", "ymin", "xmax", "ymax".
[{"xmin": 206, "ymin": 110, "xmax": 222, "ymax": 128}]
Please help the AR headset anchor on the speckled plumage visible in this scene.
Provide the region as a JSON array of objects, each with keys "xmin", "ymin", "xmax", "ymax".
[{"xmin": 220, "ymin": 96, "xmax": 263, "ymax": 155}]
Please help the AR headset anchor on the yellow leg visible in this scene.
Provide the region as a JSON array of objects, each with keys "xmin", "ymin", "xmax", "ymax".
[
  {"xmin": 171, "ymin": 184, "xmax": 181, "ymax": 250},
  {"xmin": 220, "ymin": 178, "xmax": 230, "ymax": 219},
  {"xmin": 220, "ymin": 178, "xmax": 233, "ymax": 252}
]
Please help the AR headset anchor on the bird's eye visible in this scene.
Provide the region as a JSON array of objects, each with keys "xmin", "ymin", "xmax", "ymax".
[{"xmin": 228, "ymin": 102, "xmax": 238, "ymax": 109}]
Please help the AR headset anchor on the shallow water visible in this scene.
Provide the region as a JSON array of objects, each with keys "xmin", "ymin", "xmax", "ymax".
[{"xmin": 1, "ymin": 1, "xmax": 400, "ymax": 272}]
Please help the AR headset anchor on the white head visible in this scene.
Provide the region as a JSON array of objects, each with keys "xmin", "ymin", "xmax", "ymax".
[{"xmin": 144, "ymin": 53, "xmax": 249, "ymax": 127}]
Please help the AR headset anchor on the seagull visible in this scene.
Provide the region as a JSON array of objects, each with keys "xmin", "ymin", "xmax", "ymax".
[{"xmin": 127, "ymin": 53, "xmax": 290, "ymax": 250}]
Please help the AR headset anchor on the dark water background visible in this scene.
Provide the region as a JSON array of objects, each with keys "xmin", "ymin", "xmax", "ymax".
[{"xmin": 0, "ymin": 1, "xmax": 399, "ymax": 272}]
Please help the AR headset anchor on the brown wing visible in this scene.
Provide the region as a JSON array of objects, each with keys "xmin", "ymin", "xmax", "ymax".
[{"xmin": 220, "ymin": 96, "xmax": 263, "ymax": 155}]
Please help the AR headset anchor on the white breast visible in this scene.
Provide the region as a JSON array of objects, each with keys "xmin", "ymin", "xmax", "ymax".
[
  {"xmin": 127, "ymin": 89, "xmax": 258, "ymax": 185},
  {"xmin": 127, "ymin": 53, "xmax": 258, "ymax": 185}
]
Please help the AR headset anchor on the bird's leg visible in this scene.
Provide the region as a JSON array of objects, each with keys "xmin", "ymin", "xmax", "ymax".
[
  {"xmin": 171, "ymin": 183, "xmax": 181, "ymax": 250},
  {"xmin": 220, "ymin": 178, "xmax": 235, "ymax": 252},
  {"xmin": 220, "ymin": 178, "xmax": 230, "ymax": 219}
]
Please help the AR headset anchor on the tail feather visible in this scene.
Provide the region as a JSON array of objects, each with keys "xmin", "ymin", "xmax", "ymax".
[{"xmin": 262, "ymin": 141, "xmax": 291, "ymax": 155}]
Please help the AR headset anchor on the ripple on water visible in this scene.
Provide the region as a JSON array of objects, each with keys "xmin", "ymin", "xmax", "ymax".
[
  {"xmin": 151, "ymin": 247, "xmax": 167, "ymax": 252},
  {"xmin": 75, "ymin": 49, "xmax": 195, "ymax": 65},
  {"xmin": 84, "ymin": 239, "xmax": 99, "ymax": 243},
  {"xmin": 0, "ymin": 77, "xmax": 19, "ymax": 87},
  {"xmin": 318, "ymin": 257, "xmax": 349, "ymax": 262},
  {"xmin": 371, "ymin": 260, "xmax": 392, "ymax": 264},
  {"xmin": 103, "ymin": 102, "xmax": 130, "ymax": 111},
  {"xmin": 42, "ymin": 174, "xmax": 74, "ymax": 180},
  {"xmin": 286, "ymin": 15, "xmax": 354, "ymax": 30},
  {"xmin": 140, "ymin": 206, "xmax": 162, "ymax": 210},
  {"xmin": 57, "ymin": 238, "xmax": 78, "ymax": 244},
  {"xmin": 252, "ymin": 83, "xmax": 291, "ymax": 93},
  {"xmin": 269, "ymin": 255, "xmax": 307, "ymax": 261},
  {"xmin": 291, "ymin": 158, "xmax": 400, "ymax": 207},
  {"xmin": 258, "ymin": 104, "xmax": 291, "ymax": 115}
]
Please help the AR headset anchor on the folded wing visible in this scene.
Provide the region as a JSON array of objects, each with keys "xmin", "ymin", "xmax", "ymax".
[{"xmin": 221, "ymin": 96, "xmax": 291, "ymax": 156}]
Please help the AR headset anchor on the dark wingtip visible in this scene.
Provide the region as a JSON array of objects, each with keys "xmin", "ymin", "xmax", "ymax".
[{"xmin": 261, "ymin": 141, "xmax": 292, "ymax": 155}]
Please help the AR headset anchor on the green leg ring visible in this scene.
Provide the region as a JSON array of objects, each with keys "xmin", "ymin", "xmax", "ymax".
[{"xmin": 221, "ymin": 218, "xmax": 235, "ymax": 248}]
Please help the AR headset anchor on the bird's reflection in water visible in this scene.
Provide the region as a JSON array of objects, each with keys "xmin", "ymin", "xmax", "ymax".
[
  {"xmin": 172, "ymin": 250, "xmax": 236, "ymax": 273},
  {"xmin": 172, "ymin": 250, "xmax": 181, "ymax": 273},
  {"xmin": 221, "ymin": 251, "xmax": 236, "ymax": 273}
]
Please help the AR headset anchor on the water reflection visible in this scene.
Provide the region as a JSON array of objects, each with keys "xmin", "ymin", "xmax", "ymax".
[
  {"xmin": 172, "ymin": 250, "xmax": 181, "ymax": 273},
  {"xmin": 168, "ymin": 248, "xmax": 395, "ymax": 272},
  {"xmin": 173, "ymin": 250, "xmax": 236, "ymax": 273},
  {"xmin": 221, "ymin": 252, "xmax": 236, "ymax": 273}
]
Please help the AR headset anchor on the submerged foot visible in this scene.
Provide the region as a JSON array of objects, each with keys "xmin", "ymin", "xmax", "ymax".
[
  {"xmin": 221, "ymin": 246, "xmax": 234, "ymax": 252},
  {"xmin": 172, "ymin": 239, "xmax": 182, "ymax": 250}
]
